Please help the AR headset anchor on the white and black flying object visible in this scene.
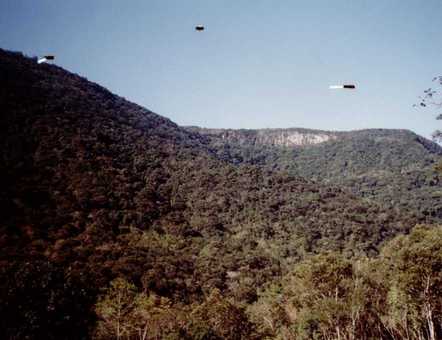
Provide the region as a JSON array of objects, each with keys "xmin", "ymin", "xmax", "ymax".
[
  {"xmin": 37, "ymin": 55, "xmax": 55, "ymax": 64},
  {"xmin": 329, "ymin": 84, "xmax": 356, "ymax": 89},
  {"xmin": 195, "ymin": 25, "xmax": 205, "ymax": 31}
]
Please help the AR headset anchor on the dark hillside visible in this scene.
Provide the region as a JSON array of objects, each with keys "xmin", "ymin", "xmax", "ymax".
[{"xmin": 0, "ymin": 49, "xmax": 424, "ymax": 338}]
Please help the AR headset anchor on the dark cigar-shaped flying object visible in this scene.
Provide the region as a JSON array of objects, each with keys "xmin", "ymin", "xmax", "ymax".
[
  {"xmin": 195, "ymin": 25, "xmax": 205, "ymax": 31},
  {"xmin": 329, "ymin": 84, "xmax": 356, "ymax": 89}
]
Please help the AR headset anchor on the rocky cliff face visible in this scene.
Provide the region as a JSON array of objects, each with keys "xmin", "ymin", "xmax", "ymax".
[
  {"xmin": 186, "ymin": 127, "xmax": 441, "ymax": 151},
  {"xmin": 186, "ymin": 127, "xmax": 339, "ymax": 147}
]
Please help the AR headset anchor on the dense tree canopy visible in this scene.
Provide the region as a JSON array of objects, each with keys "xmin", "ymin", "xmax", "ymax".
[{"xmin": 0, "ymin": 49, "xmax": 440, "ymax": 339}]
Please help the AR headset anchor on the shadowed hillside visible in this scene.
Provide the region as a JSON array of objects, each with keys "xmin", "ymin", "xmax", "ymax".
[{"xmin": 0, "ymin": 49, "xmax": 431, "ymax": 338}]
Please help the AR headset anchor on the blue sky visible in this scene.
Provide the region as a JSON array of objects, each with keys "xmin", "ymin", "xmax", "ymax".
[{"xmin": 1, "ymin": 0, "xmax": 441, "ymax": 139}]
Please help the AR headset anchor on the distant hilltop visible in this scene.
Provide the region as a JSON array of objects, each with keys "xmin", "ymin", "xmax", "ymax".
[
  {"xmin": 185, "ymin": 126, "xmax": 442, "ymax": 152},
  {"xmin": 185, "ymin": 126, "xmax": 337, "ymax": 147},
  {"xmin": 185, "ymin": 125, "xmax": 442, "ymax": 221}
]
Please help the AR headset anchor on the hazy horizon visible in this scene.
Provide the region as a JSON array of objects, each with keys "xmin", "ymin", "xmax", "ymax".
[{"xmin": 1, "ymin": 0, "xmax": 441, "ymax": 140}]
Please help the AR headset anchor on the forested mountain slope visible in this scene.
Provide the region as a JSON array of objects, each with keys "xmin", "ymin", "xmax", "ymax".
[
  {"xmin": 0, "ymin": 49, "xmax": 429, "ymax": 338},
  {"xmin": 187, "ymin": 126, "xmax": 442, "ymax": 221}
]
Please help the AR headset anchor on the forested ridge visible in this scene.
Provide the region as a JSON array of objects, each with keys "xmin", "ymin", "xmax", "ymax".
[
  {"xmin": 0, "ymin": 49, "xmax": 441, "ymax": 339},
  {"xmin": 187, "ymin": 126, "xmax": 442, "ymax": 223}
]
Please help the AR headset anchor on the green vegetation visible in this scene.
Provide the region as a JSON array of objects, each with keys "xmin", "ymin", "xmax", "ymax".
[
  {"xmin": 0, "ymin": 49, "xmax": 440, "ymax": 339},
  {"xmin": 94, "ymin": 278, "xmax": 257, "ymax": 340},
  {"xmin": 188, "ymin": 127, "xmax": 442, "ymax": 222},
  {"xmin": 93, "ymin": 225, "xmax": 442, "ymax": 339},
  {"xmin": 249, "ymin": 225, "xmax": 442, "ymax": 340}
]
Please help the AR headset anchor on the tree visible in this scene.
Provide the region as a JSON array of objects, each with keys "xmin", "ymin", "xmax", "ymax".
[
  {"xmin": 279, "ymin": 253, "xmax": 356, "ymax": 340},
  {"xmin": 187, "ymin": 288, "xmax": 258, "ymax": 340},
  {"xmin": 381, "ymin": 225, "xmax": 442, "ymax": 340},
  {"xmin": 94, "ymin": 278, "xmax": 138, "ymax": 339},
  {"xmin": 416, "ymin": 75, "xmax": 442, "ymax": 142},
  {"xmin": 248, "ymin": 283, "xmax": 289, "ymax": 339},
  {"xmin": 94, "ymin": 277, "xmax": 184, "ymax": 340}
]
